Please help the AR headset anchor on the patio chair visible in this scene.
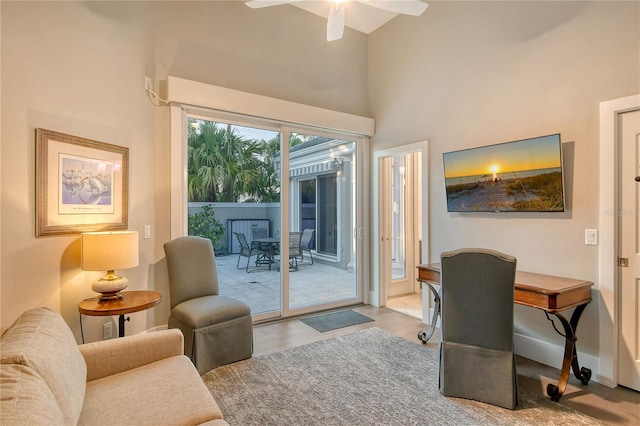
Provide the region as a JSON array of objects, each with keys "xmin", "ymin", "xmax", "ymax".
[
  {"xmin": 164, "ymin": 236, "xmax": 252, "ymax": 374},
  {"xmin": 438, "ymin": 248, "xmax": 518, "ymax": 409},
  {"xmin": 288, "ymin": 232, "xmax": 302, "ymax": 271},
  {"xmin": 300, "ymin": 228, "xmax": 315, "ymax": 264},
  {"xmin": 251, "ymin": 227, "xmax": 268, "ymax": 245},
  {"xmin": 234, "ymin": 232, "xmax": 267, "ymax": 272},
  {"xmin": 251, "ymin": 227, "xmax": 272, "ymax": 261}
]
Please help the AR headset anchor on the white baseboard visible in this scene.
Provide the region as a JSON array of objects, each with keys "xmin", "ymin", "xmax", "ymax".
[{"xmin": 514, "ymin": 332, "xmax": 600, "ymax": 384}]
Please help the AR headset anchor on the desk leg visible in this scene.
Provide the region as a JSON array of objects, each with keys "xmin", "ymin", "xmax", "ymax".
[
  {"xmin": 417, "ymin": 280, "xmax": 441, "ymax": 344},
  {"xmin": 545, "ymin": 303, "xmax": 592, "ymax": 401},
  {"xmin": 118, "ymin": 314, "xmax": 130, "ymax": 338}
]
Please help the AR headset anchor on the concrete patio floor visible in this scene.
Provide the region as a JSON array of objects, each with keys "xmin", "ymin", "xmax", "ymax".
[{"xmin": 215, "ymin": 252, "xmax": 357, "ymax": 315}]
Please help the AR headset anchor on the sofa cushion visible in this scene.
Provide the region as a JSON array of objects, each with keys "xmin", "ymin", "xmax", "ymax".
[
  {"xmin": 79, "ymin": 355, "xmax": 223, "ymax": 425},
  {"xmin": 0, "ymin": 363, "xmax": 67, "ymax": 425},
  {"xmin": 0, "ymin": 307, "xmax": 86, "ymax": 425}
]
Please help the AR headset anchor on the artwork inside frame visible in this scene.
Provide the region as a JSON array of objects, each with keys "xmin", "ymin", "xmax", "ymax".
[{"xmin": 36, "ymin": 128, "xmax": 129, "ymax": 237}]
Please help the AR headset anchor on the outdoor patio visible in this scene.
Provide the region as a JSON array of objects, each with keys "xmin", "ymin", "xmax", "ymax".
[{"xmin": 214, "ymin": 252, "xmax": 357, "ymax": 315}]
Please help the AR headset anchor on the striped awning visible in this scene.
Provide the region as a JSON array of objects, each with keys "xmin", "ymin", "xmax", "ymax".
[{"xmin": 289, "ymin": 160, "xmax": 339, "ymax": 177}]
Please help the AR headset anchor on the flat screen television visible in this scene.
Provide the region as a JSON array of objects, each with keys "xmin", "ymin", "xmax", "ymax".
[{"xmin": 443, "ymin": 134, "xmax": 565, "ymax": 212}]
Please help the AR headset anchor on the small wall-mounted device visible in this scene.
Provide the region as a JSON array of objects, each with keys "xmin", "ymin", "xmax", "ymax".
[
  {"xmin": 103, "ymin": 322, "xmax": 113, "ymax": 339},
  {"xmin": 585, "ymin": 229, "xmax": 598, "ymax": 246}
]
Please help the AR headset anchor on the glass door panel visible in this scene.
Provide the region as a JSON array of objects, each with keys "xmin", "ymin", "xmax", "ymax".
[
  {"xmin": 391, "ymin": 155, "xmax": 406, "ymax": 280},
  {"xmin": 287, "ymin": 132, "xmax": 358, "ymax": 310},
  {"xmin": 317, "ymin": 175, "xmax": 337, "ymax": 255},
  {"xmin": 300, "ymin": 179, "xmax": 316, "ymax": 245},
  {"xmin": 386, "ymin": 152, "xmax": 420, "ymax": 298},
  {"xmin": 186, "ymin": 117, "xmax": 282, "ymax": 318}
]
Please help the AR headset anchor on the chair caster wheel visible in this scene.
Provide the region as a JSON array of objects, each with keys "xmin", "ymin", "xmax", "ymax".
[
  {"xmin": 546, "ymin": 383, "xmax": 560, "ymax": 402},
  {"xmin": 580, "ymin": 367, "xmax": 592, "ymax": 385}
]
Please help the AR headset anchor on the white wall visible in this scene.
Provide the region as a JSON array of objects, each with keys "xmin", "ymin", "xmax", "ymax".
[
  {"xmin": 368, "ymin": 1, "xmax": 639, "ymax": 370},
  {"xmin": 151, "ymin": 1, "xmax": 370, "ymax": 116},
  {"xmin": 0, "ymin": 1, "xmax": 369, "ymax": 341},
  {"xmin": 1, "ymin": 1, "xmax": 157, "ymax": 342}
]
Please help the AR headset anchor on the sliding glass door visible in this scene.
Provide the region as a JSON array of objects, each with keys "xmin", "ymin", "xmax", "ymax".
[{"xmin": 184, "ymin": 113, "xmax": 361, "ymax": 320}]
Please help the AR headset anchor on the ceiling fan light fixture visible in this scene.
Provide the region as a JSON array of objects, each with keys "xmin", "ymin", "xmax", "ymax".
[
  {"xmin": 327, "ymin": 1, "xmax": 346, "ymax": 41},
  {"xmin": 359, "ymin": 1, "xmax": 429, "ymax": 17},
  {"xmin": 245, "ymin": 0, "xmax": 429, "ymax": 42}
]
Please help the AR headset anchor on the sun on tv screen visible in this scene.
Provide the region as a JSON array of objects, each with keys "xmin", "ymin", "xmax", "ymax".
[{"xmin": 443, "ymin": 134, "xmax": 565, "ymax": 213}]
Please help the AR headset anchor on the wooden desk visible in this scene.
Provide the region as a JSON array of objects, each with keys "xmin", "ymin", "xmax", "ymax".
[
  {"xmin": 79, "ymin": 290, "xmax": 161, "ymax": 338},
  {"xmin": 417, "ymin": 264, "xmax": 593, "ymax": 402}
]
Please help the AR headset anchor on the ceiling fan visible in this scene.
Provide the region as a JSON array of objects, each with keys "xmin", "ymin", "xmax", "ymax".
[{"xmin": 245, "ymin": 0, "xmax": 429, "ymax": 41}]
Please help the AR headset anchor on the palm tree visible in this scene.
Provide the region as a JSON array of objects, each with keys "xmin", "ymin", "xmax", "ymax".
[
  {"xmin": 188, "ymin": 120, "xmax": 308, "ymax": 203},
  {"xmin": 188, "ymin": 121, "xmax": 224, "ymax": 201},
  {"xmin": 188, "ymin": 120, "xmax": 269, "ymax": 202},
  {"xmin": 248, "ymin": 136, "xmax": 281, "ymax": 202}
]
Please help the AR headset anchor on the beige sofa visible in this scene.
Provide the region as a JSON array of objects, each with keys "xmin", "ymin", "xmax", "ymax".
[{"xmin": 0, "ymin": 307, "xmax": 229, "ymax": 425}]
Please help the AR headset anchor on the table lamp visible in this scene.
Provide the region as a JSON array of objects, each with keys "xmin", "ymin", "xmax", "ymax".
[{"xmin": 81, "ymin": 231, "xmax": 139, "ymax": 300}]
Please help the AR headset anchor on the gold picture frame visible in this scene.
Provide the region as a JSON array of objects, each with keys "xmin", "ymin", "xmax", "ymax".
[{"xmin": 36, "ymin": 128, "xmax": 129, "ymax": 237}]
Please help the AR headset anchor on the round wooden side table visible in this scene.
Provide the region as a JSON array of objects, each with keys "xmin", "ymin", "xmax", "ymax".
[{"xmin": 79, "ymin": 290, "xmax": 161, "ymax": 339}]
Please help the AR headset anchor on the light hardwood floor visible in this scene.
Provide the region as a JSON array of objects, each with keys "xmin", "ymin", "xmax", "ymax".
[{"xmin": 253, "ymin": 305, "xmax": 639, "ymax": 425}]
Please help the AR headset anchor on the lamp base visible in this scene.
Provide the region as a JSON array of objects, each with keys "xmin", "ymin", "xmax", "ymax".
[
  {"xmin": 92, "ymin": 273, "xmax": 128, "ymax": 301},
  {"xmin": 96, "ymin": 290, "xmax": 125, "ymax": 301}
]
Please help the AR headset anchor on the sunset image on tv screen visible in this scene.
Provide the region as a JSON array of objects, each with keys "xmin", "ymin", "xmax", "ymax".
[{"xmin": 443, "ymin": 134, "xmax": 565, "ymax": 212}]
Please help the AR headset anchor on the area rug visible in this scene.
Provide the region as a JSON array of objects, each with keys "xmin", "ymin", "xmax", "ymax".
[
  {"xmin": 299, "ymin": 309, "xmax": 374, "ymax": 332},
  {"xmin": 202, "ymin": 328, "xmax": 602, "ymax": 425}
]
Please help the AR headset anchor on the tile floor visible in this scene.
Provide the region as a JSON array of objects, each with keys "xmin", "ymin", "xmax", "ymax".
[
  {"xmin": 218, "ymin": 251, "xmax": 427, "ymax": 320},
  {"xmin": 215, "ymin": 253, "xmax": 357, "ymax": 314}
]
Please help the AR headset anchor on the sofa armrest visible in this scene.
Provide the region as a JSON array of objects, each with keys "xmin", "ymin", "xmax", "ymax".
[{"xmin": 79, "ymin": 329, "xmax": 184, "ymax": 381}]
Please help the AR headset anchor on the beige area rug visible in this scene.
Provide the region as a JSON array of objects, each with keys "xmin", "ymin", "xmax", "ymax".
[{"xmin": 202, "ymin": 327, "xmax": 602, "ymax": 425}]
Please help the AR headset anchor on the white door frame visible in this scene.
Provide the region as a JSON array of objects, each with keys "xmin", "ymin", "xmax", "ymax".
[
  {"xmin": 372, "ymin": 141, "xmax": 429, "ymax": 307},
  {"xmin": 598, "ymin": 93, "xmax": 640, "ymax": 387}
]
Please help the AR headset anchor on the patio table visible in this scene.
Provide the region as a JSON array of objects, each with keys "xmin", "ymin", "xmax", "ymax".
[{"xmin": 253, "ymin": 237, "xmax": 280, "ymax": 270}]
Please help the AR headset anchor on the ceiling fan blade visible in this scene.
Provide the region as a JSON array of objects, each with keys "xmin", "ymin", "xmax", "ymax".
[
  {"xmin": 358, "ymin": 0, "xmax": 429, "ymax": 16},
  {"xmin": 245, "ymin": 0, "xmax": 302, "ymax": 9},
  {"xmin": 327, "ymin": 3, "xmax": 345, "ymax": 41}
]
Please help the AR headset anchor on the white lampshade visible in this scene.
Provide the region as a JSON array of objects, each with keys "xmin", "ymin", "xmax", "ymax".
[{"xmin": 81, "ymin": 231, "xmax": 139, "ymax": 300}]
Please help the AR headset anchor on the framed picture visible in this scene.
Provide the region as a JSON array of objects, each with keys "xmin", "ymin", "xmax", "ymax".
[{"xmin": 36, "ymin": 128, "xmax": 129, "ymax": 237}]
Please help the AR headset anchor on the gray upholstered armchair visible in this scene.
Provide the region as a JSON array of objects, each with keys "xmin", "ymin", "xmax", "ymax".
[
  {"xmin": 164, "ymin": 236, "xmax": 253, "ymax": 374},
  {"xmin": 438, "ymin": 248, "xmax": 518, "ymax": 409}
]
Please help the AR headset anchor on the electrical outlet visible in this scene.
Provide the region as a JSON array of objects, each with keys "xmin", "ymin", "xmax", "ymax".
[
  {"xmin": 144, "ymin": 76, "xmax": 153, "ymax": 91},
  {"xmin": 103, "ymin": 322, "xmax": 113, "ymax": 340}
]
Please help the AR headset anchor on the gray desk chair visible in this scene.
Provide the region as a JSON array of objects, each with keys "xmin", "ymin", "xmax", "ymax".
[
  {"xmin": 164, "ymin": 236, "xmax": 253, "ymax": 374},
  {"xmin": 439, "ymin": 248, "xmax": 518, "ymax": 409}
]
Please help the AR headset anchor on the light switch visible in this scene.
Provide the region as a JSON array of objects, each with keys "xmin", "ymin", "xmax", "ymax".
[
  {"xmin": 585, "ymin": 229, "xmax": 598, "ymax": 246},
  {"xmin": 144, "ymin": 225, "xmax": 151, "ymax": 239}
]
